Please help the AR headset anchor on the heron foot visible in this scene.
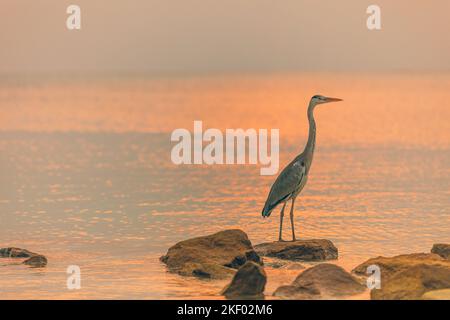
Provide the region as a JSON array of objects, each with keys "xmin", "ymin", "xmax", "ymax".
[{"xmin": 278, "ymin": 238, "xmax": 287, "ymax": 242}]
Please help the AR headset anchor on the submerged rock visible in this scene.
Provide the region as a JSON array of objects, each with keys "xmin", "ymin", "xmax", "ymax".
[
  {"xmin": 274, "ymin": 263, "xmax": 365, "ymax": 299},
  {"xmin": 254, "ymin": 239, "xmax": 338, "ymax": 262},
  {"xmin": 264, "ymin": 259, "xmax": 287, "ymax": 269},
  {"xmin": 431, "ymin": 244, "xmax": 450, "ymax": 259},
  {"xmin": 284, "ymin": 263, "xmax": 306, "ymax": 270},
  {"xmin": 0, "ymin": 247, "xmax": 37, "ymax": 258},
  {"xmin": 160, "ymin": 229, "xmax": 262, "ymax": 279},
  {"xmin": 263, "ymin": 257, "xmax": 305, "ymax": 270},
  {"xmin": 353, "ymin": 253, "xmax": 450, "ymax": 300},
  {"xmin": 23, "ymin": 255, "xmax": 48, "ymax": 268},
  {"xmin": 222, "ymin": 261, "xmax": 266, "ymax": 299}
]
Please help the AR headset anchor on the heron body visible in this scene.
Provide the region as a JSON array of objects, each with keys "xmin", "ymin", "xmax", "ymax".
[{"xmin": 261, "ymin": 95, "xmax": 342, "ymax": 241}]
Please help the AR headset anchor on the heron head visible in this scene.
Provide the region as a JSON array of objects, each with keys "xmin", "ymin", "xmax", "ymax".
[{"xmin": 311, "ymin": 95, "xmax": 343, "ymax": 105}]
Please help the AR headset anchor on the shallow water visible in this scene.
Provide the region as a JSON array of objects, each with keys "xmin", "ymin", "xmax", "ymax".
[{"xmin": 0, "ymin": 73, "xmax": 449, "ymax": 299}]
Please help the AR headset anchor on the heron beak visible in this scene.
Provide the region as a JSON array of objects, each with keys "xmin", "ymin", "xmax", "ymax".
[{"xmin": 325, "ymin": 97, "xmax": 343, "ymax": 103}]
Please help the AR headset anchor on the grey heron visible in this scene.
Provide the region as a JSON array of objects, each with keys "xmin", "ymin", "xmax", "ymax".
[{"xmin": 261, "ymin": 95, "xmax": 343, "ymax": 241}]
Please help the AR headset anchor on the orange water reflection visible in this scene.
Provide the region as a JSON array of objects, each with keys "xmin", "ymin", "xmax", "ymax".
[
  {"xmin": 0, "ymin": 73, "xmax": 449, "ymax": 299},
  {"xmin": 1, "ymin": 73, "xmax": 449, "ymax": 147}
]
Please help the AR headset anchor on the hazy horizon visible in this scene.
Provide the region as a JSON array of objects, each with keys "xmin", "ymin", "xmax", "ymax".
[{"xmin": 1, "ymin": 1, "xmax": 450, "ymax": 75}]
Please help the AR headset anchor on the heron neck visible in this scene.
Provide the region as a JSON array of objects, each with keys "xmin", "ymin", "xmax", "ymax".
[{"xmin": 304, "ymin": 102, "xmax": 317, "ymax": 159}]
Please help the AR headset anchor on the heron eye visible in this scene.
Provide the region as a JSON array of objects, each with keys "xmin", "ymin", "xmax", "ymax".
[{"xmin": 301, "ymin": 162, "xmax": 305, "ymax": 167}]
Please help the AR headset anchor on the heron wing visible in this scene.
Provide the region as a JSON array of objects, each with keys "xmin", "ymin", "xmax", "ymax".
[{"xmin": 263, "ymin": 159, "xmax": 306, "ymax": 215}]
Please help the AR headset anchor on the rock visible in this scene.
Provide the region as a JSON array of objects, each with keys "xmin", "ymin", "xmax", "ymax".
[
  {"xmin": 371, "ymin": 264, "xmax": 450, "ymax": 300},
  {"xmin": 160, "ymin": 229, "xmax": 262, "ymax": 279},
  {"xmin": 274, "ymin": 282, "xmax": 320, "ymax": 300},
  {"xmin": 421, "ymin": 289, "xmax": 450, "ymax": 300},
  {"xmin": 431, "ymin": 244, "xmax": 450, "ymax": 259},
  {"xmin": 352, "ymin": 253, "xmax": 449, "ymax": 279},
  {"xmin": 274, "ymin": 263, "xmax": 365, "ymax": 299},
  {"xmin": 0, "ymin": 247, "xmax": 37, "ymax": 258},
  {"xmin": 254, "ymin": 239, "xmax": 338, "ymax": 261},
  {"xmin": 23, "ymin": 255, "xmax": 48, "ymax": 268},
  {"xmin": 1, "ymin": 247, "xmax": 48, "ymax": 268},
  {"xmin": 353, "ymin": 253, "xmax": 450, "ymax": 300},
  {"xmin": 265, "ymin": 260, "xmax": 286, "ymax": 269},
  {"xmin": 222, "ymin": 261, "xmax": 267, "ymax": 299}
]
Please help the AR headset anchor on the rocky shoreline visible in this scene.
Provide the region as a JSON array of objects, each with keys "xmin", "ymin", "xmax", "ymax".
[
  {"xmin": 2, "ymin": 231, "xmax": 449, "ymax": 299},
  {"xmin": 160, "ymin": 229, "xmax": 450, "ymax": 300}
]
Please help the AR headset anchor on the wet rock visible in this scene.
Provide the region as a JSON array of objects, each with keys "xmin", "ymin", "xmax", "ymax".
[
  {"xmin": 421, "ymin": 289, "xmax": 450, "ymax": 300},
  {"xmin": 274, "ymin": 263, "xmax": 365, "ymax": 299},
  {"xmin": 222, "ymin": 261, "xmax": 266, "ymax": 299},
  {"xmin": 1, "ymin": 247, "xmax": 48, "ymax": 268},
  {"xmin": 371, "ymin": 264, "xmax": 450, "ymax": 300},
  {"xmin": 254, "ymin": 239, "xmax": 338, "ymax": 262},
  {"xmin": 160, "ymin": 229, "xmax": 262, "ymax": 279},
  {"xmin": 0, "ymin": 247, "xmax": 37, "ymax": 258},
  {"xmin": 274, "ymin": 282, "xmax": 320, "ymax": 300},
  {"xmin": 353, "ymin": 253, "xmax": 450, "ymax": 300},
  {"xmin": 431, "ymin": 244, "xmax": 450, "ymax": 259},
  {"xmin": 265, "ymin": 260, "xmax": 286, "ymax": 269},
  {"xmin": 352, "ymin": 253, "xmax": 449, "ymax": 279},
  {"xmin": 23, "ymin": 255, "xmax": 48, "ymax": 268}
]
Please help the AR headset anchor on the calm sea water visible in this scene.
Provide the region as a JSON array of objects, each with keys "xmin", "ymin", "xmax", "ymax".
[{"xmin": 0, "ymin": 73, "xmax": 449, "ymax": 299}]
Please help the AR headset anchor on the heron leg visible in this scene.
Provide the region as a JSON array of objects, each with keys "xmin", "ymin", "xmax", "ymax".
[
  {"xmin": 278, "ymin": 202, "xmax": 287, "ymax": 242},
  {"xmin": 290, "ymin": 197, "xmax": 297, "ymax": 241}
]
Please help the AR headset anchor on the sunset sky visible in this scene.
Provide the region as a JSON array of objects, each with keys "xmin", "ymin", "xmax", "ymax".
[{"xmin": 1, "ymin": 0, "xmax": 449, "ymax": 75}]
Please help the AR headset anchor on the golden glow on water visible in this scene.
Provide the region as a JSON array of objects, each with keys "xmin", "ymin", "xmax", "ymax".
[
  {"xmin": 0, "ymin": 73, "xmax": 449, "ymax": 299},
  {"xmin": 1, "ymin": 73, "xmax": 449, "ymax": 146}
]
